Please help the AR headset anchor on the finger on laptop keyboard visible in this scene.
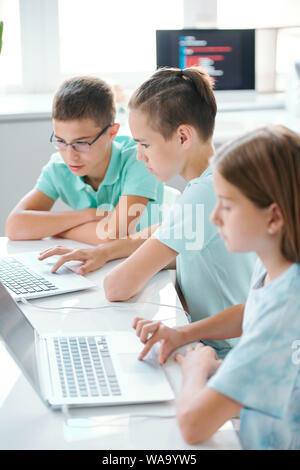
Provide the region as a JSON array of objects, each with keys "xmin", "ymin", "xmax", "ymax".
[
  {"xmin": 51, "ymin": 249, "xmax": 93, "ymax": 273},
  {"xmin": 133, "ymin": 318, "xmax": 157, "ymax": 341},
  {"xmin": 138, "ymin": 336, "xmax": 157, "ymax": 361},
  {"xmin": 77, "ymin": 258, "xmax": 103, "ymax": 275},
  {"xmin": 39, "ymin": 246, "xmax": 72, "ymax": 260},
  {"xmin": 51, "ymin": 252, "xmax": 79, "ymax": 272},
  {"xmin": 140, "ymin": 321, "xmax": 161, "ymax": 344},
  {"xmin": 132, "ymin": 316, "xmax": 143, "ymax": 329}
]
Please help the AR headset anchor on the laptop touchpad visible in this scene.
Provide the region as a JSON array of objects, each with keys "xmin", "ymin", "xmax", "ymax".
[{"xmin": 117, "ymin": 353, "xmax": 160, "ymax": 374}]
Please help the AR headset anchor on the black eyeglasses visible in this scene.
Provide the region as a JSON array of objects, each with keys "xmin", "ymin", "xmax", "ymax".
[{"xmin": 50, "ymin": 124, "xmax": 111, "ymax": 153}]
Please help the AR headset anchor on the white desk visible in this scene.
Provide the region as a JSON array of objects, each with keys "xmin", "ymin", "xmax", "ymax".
[{"xmin": 0, "ymin": 238, "xmax": 241, "ymax": 451}]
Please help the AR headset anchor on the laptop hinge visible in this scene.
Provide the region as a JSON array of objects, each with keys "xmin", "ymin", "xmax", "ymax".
[{"xmin": 37, "ymin": 334, "xmax": 55, "ymax": 401}]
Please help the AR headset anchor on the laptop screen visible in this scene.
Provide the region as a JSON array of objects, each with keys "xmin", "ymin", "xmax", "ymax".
[{"xmin": 0, "ymin": 282, "xmax": 42, "ymax": 397}]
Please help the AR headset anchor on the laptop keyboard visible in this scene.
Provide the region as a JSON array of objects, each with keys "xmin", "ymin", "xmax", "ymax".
[
  {"xmin": 53, "ymin": 336, "xmax": 122, "ymax": 399},
  {"xmin": 0, "ymin": 257, "xmax": 58, "ymax": 295}
]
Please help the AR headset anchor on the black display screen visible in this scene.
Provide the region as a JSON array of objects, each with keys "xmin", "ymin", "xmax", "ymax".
[{"xmin": 156, "ymin": 29, "xmax": 255, "ymax": 91}]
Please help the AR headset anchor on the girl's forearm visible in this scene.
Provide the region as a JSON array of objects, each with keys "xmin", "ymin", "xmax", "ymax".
[
  {"xmin": 176, "ymin": 346, "xmax": 243, "ymax": 445},
  {"xmin": 177, "ymin": 378, "xmax": 234, "ymax": 444},
  {"xmin": 176, "ymin": 366, "xmax": 213, "ymax": 444},
  {"xmin": 178, "ymin": 303, "xmax": 245, "ymax": 346}
]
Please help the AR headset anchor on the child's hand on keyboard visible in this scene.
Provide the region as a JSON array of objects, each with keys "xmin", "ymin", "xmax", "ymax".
[
  {"xmin": 38, "ymin": 245, "xmax": 109, "ymax": 274},
  {"xmin": 132, "ymin": 317, "xmax": 185, "ymax": 365}
]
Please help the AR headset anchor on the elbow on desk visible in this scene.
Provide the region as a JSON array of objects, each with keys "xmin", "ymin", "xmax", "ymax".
[
  {"xmin": 5, "ymin": 217, "xmax": 24, "ymax": 241},
  {"xmin": 5, "ymin": 229, "xmax": 20, "ymax": 241},
  {"xmin": 5, "ymin": 217, "xmax": 38, "ymax": 241},
  {"xmin": 177, "ymin": 408, "xmax": 215, "ymax": 445},
  {"xmin": 103, "ymin": 272, "xmax": 134, "ymax": 302},
  {"xmin": 5, "ymin": 223, "xmax": 33, "ymax": 241}
]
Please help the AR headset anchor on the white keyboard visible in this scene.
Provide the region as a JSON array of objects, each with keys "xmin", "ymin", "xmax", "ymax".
[
  {"xmin": 53, "ymin": 336, "xmax": 122, "ymax": 398},
  {"xmin": 0, "ymin": 257, "xmax": 58, "ymax": 295}
]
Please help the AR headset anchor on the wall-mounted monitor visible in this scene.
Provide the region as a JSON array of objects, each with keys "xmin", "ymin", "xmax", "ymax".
[{"xmin": 156, "ymin": 29, "xmax": 255, "ymax": 91}]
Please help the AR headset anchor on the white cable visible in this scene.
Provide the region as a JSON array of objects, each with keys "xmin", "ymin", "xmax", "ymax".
[
  {"xmin": 20, "ymin": 297, "xmax": 191, "ymax": 322},
  {"xmin": 62, "ymin": 404, "xmax": 176, "ymax": 428},
  {"xmin": 65, "ymin": 414, "xmax": 176, "ymax": 428}
]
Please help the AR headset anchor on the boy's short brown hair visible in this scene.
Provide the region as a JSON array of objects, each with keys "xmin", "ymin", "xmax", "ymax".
[
  {"xmin": 129, "ymin": 66, "xmax": 217, "ymax": 141},
  {"xmin": 52, "ymin": 76, "xmax": 116, "ymax": 127}
]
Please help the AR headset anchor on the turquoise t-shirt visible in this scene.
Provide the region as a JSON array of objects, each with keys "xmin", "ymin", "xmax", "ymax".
[
  {"xmin": 153, "ymin": 166, "xmax": 256, "ymax": 358},
  {"xmin": 208, "ymin": 260, "xmax": 300, "ymax": 450},
  {"xmin": 35, "ymin": 136, "xmax": 164, "ymax": 230}
]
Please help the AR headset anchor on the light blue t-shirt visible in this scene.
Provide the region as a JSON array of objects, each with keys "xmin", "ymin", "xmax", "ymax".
[
  {"xmin": 208, "ymin": 260, "xmax": 300, "ymax": 450},
  {"xmin": 35, "ymin": 136, "xmax": 164, "ymax": 230},
  {"xmin": 154, "ymin": 167, "xmax": 256, "ymax": 358}
]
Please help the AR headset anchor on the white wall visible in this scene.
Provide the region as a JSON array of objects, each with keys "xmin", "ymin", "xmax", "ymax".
[{"xmin": 0, "ymin": 117, "xmax": 53, "ymax": 234}]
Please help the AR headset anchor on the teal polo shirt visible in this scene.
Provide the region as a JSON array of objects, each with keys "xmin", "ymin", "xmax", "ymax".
[
  {"xmin": 153, "ymin": 166, "xmax": 256, "ymax": 358},
  {"xmin": 35, "ymin": 136, "xmax": 164, "ymax": 230}
]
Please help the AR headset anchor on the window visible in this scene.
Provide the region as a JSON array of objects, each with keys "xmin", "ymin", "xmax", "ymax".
[
  {"xmin": 0, "ymin": 0, "xmax": 184, "ymax": 94},
  {"xmin": 217, "ymin": 0, "xmax": 300, "ymax": 28},
  {"xmin": 276, "ymin": 28, "xmax": 300, "ymax": 90},
  {"xmin": 58, "ymin": 0, "xmax": 184, "ymax": 81},
  {"xmin": 0, "ymin": 0, "xmax": 299, "ymax": 94},
  {"xmin": 0, "ymin": 0, "xmax": 22, "ymax": 89},
  {"xmin": 217, "ymin": 0, "xmax": 300, "ymax": 91}
]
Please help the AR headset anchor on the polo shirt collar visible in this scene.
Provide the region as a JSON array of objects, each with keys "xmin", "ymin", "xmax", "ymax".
[
  {"xmin": 74, "ymin": 174, "xmax": 87, "ymax": 191},
  {"xmin": 73, "ymin": 140, "xmax": 122, "ymax": 191},
  {"xmin": 101, "ymin": 139, "xmax": 122, "ymax": 186}
]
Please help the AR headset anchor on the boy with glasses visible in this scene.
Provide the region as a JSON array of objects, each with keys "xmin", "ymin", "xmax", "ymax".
[{"xmin": 6, "ymin": 76, "xmax": 164, "ymax": 246}]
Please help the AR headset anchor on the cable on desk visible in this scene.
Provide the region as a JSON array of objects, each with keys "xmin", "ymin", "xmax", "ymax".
[
  {"xmin": 62, "ymin": 405, "xmax": 176, "ymax": 428},
  {"xmin": 20, "ymin": 298, "xmax": 192, "ymax": 322}
]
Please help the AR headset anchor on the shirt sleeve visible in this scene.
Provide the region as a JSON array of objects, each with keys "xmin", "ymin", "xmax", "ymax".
[
  {"xmin": 153, "ymin": 177, "xmax": 217, "ymax": 254},
  {"xmin": 35, "ymin": 154, "xmax": 61, "ymax": 201},
  {"xmin": 207, "ymin": 290, "xmax": 300, "ymax": 419}
]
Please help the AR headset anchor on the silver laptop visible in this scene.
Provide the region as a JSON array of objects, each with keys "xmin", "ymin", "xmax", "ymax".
[
  {"xmin": 0, "ymin": 251, "xmax": 96, "ymax": 300},
  {"xmin": 0, "ymin": 282, "xmax": 174, "ymax": 409}
]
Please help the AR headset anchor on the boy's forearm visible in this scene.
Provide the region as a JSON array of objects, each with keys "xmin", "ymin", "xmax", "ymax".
[
  {"xmin": 57, "ymin": 221, "xmax": 134, "ymax": 246},
  {"xmin": 6, "ymin": 209, "xmax": 97, "ymax": 241},
  {"xmin": 178, "ymin": 303, "xmax": 245, "ymax": 345},
  {"xmin": 97, "ymin": 236, "xmax": 145, "ymax": 260},
  {"xmin": 58, "ymin": 222, "xmax": 161, "ymax": 248},
  {"xmin": 103, "ymin": 222, "xmax": 161, "ymax": 260},
  {"xmin": 104, "ymin": 238, "xmax": 177, "ymax": 302},
  {"xmin": 57, "ymin": 221, "xmax": 102, "ymax": 245},
  {"xmin": 100, "ymin": 223, "xmax": 162, "ymax": 260}
]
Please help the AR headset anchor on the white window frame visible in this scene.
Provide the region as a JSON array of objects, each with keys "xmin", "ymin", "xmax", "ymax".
[
  {"xmin": 3, "ymin": 0, "xmax": 217, "ymax": 94},
  {"xmin": 3, "ymin": 0, "xmax": 298, "ymax": 95},
  {"xmin": 0, "ymin": 0, "xmax": 60, "ymax": 94},
  {"xmin": 19, "ymin": 0, "xmax": 60, "ymax": 93}
]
